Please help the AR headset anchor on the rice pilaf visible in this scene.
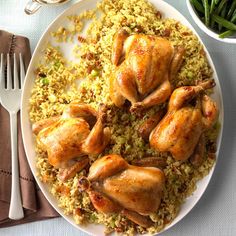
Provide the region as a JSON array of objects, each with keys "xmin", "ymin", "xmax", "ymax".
[{"xmin": 29, "ymin": 0, "xmax": 219, "ymax": 234}]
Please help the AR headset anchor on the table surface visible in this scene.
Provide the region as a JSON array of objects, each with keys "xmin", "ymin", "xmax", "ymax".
[{"xmin": 0, "ymin": 0, "xmax": 236, "ymax": 236}]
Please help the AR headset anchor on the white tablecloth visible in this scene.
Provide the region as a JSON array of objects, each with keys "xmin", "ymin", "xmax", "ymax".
[{"xmin": 0, "ymin": 0, "xmax": 236, "ymax": 235}]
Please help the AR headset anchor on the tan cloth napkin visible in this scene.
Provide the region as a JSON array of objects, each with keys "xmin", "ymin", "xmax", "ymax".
[{"xmin": 0, "ymin": 30, "xmax": 59, "ymax": 227}]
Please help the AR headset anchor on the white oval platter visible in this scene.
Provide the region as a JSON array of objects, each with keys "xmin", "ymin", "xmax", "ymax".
[{"xmin": 21, "ymin": 0, "xmax": 224, "ymax": 235}]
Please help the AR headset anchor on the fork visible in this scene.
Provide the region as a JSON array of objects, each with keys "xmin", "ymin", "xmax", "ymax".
[{"xmin": 0, "ymin": 53, "xmax": 25, "ymax": 220}]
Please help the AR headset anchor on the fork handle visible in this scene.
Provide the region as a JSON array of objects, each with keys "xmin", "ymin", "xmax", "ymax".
[{"xmin": 8, "ymin": 111, "xmax": 24, "ymax": 220}]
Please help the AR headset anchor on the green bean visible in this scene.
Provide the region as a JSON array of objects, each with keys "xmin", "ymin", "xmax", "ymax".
[
  {"xmin": 202, "ymin": 0, "xmax": 210, "ymax": 26},
  {"xmin": 210, "ymin": 0, "xmax": 216, "ymax": 14},
  {"xmin": 227, "ymin": 0, "xmax": 236, "ymax": 20},
  {"xmin": 215, "ymin": 0, "xmax": 227, "ymax": 15},
  {"xmin": 231, "ymin": 10, "xmax": 236, "ymax": 22},
  {"xmin": 191, "ymin": 0, "xmax": 204, "ymax": 13},
  {"xmin": 219, "ymin": 30, "xmax": 236, "ymax": 38},
  {"xmin": 212, "ymin": 14, "xmax": 236, "ymax": 30},
  {"xmin": 219, "ymin": 9, "xmax": 236, "ymax": 39},
  {"xmin": 211, "ymin": 0, "xmax": 227, "ymax": 29},
  {"xmin": 219, "ymin": 4, "xmax": 227, "ymax": 31}
]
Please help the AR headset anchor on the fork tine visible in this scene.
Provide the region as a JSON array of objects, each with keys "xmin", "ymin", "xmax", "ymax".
[
  {"xmin": 13, "ymin": 54, "xmax": 19, "ymax": 89},
  {"xmin": 7, "ymin": 53, "xmax": 12, "ymax": 90},
  {"xmin": 0, "ymin": 53, "xmax": 4, "ymax": 89},
  {"xmin": 19, "ymin": 54, "xmax": 25, "ymax": 89}
]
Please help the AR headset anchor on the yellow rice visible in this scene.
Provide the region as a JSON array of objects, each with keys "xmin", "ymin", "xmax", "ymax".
[{"xmin": 29, "ymin": 0, "xmax": 219, "ymax": 234}]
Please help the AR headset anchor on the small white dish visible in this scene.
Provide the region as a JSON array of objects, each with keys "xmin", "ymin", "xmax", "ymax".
[
  {"xmin": 21, "ymin": 0, "xmax": 224, "ymax": 235},
  {"xmin": 186, "ymin": 0, "xmax": 236, "ymax": 44}
]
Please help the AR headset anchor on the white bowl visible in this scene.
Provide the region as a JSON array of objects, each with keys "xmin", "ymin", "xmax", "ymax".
[
  {"xmin": 21, "ymin": 0, "xmax": 224, "ymax": 235},
  {"xmin": 186, "ymin": 0, "xmax": 236, "ymax": 44}
]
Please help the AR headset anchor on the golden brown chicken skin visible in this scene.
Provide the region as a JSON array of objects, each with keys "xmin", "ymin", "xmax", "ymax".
[
  {"xmin": 109, "ymin": 29, "xmax": 185, "ymax": 112},
  {"xmin": 78, "ymin": 154, "xmax": 165, "ymax": 228},
  {"xmin": 32, "ymin": 102, "xmax": 110, "ymax": 180},
  {"xmin": 150, "ymin": 79, "xmax": 218, "ymax": 162}
]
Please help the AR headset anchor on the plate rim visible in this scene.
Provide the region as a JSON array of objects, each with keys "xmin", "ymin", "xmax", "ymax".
[{"xmin": 21, "ymin": 0, "xmax": 224, "ymax": 235}]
